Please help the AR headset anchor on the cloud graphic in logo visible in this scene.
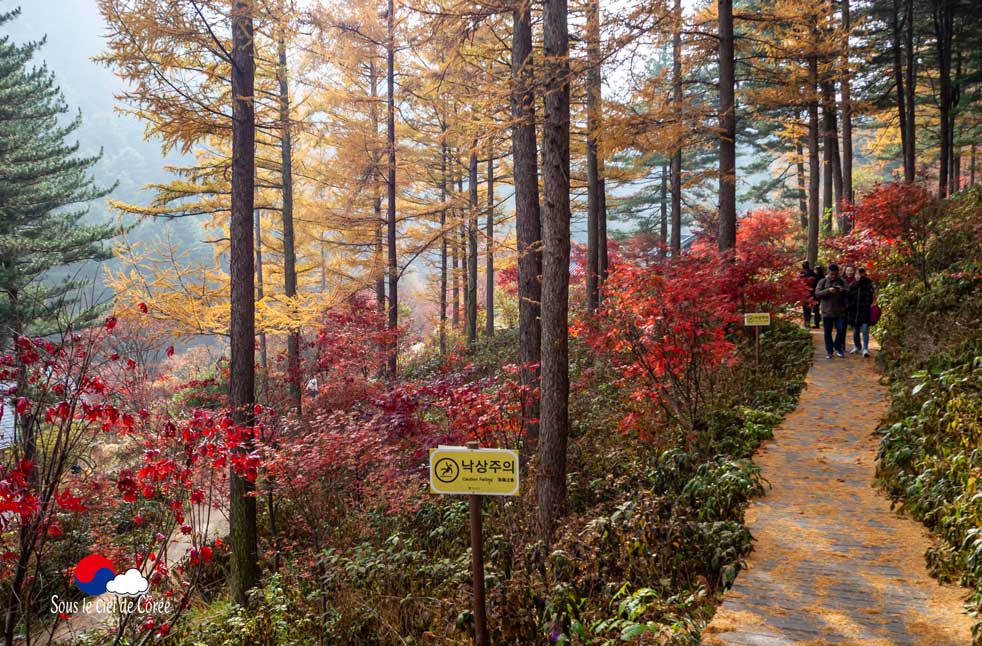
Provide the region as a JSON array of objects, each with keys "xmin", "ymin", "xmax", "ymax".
[
  {"xmin": 105, "ymin": 568, "xmax": 150, "ymax": 597},
  {"xmin": 74, "ymin": 554, "xmax": 116, "ymax": 595}
]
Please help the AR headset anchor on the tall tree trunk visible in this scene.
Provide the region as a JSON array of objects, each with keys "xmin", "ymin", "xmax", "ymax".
[
  {"xmin": 467, "ymin": 149, "xmax": 478, "ymax": 346},
  {"xmin": 971, "ymin": 141, "xmax": 976, "ymax": 187},
  {"xmin": 440, "ymin": 132, "xmax": 448, "ymax": 354},
  {"xmin": 932, "ymin": 0, "xmax": 953, "ymax": 197},
  {"xmin": 511, "ymin": 0, "xmax": 542, "ymax": 456},
  {"xmin": 486, "ymin": 149, "xmax": 494, "ymax": 337},
  {"xmin": 950, "ymin": 38, "xmax": 962, "ymax": 193},
  {"xmin": 370, "ymin": 61, "xmax": 385, "ymax": 318},
  {"xmin": 374, "ymin": 199, "xmax": 384, "ymax": 314},
  {"xmin": 796, "ymin": 137, "xmax": 807, "ymax": 228},
  {"xmin": 840, "ymin": 0, "xmax": 853, "ymax": 205},
  {"xmin": 278, "ymin": 22, "xmax": 300, "ymax": 415},
  {"xmin": 807, "ymin": 54, "xmax": 820, "ymax": 268},
  {"xmin": 598, "ymin": 179, "xmax": 608, "ymax": 286},
  {"xmin": 821, "ymin": 81, "xmax": 834, "ymax": 233},
  {"xmin": 891, "ymin": 0, "xmax": 911, "ymax": 182},
  {"xmin": 452, "ymin": 164, "xmax": 460, "ymax": 329},
  {"xmin": 229, "ymin": 0, "xmax": 259, "ymax": 606},
  {"xmin": 903, "ymin": 0, "xmax": 916, "ymax": 182},
  {"xmin": 717, "ymin": 0, "xmax": 736, "ymax": 252},
  {"xmin": 458, "ymin": 166, "xmax": 468, "ymax": 331},
  {"xmin": 385, "ymin": 0, "xmax": 398, "ymax": 375},
  {"xmin": 255, "ymin": 206, "xmax": 267, "ymax": 374},
  {"xmin": 953, "ymin": 144, "xmax": 961, "ymax": 192},
  {"xmin": 821, "ymin": 80, "xmax": 844, "ymax": 230},
  {"xmin": 539, "ymin": 0, "xmax": 571, "ymax": 541},
  {"xmin": 585, "ymin": 0, "xmax": 602, "ymax": 312},
  {"xmin": 255, "ymin": 206, "xmax": 268, "ymax": 389},
  {"xmin": 660, "ymin": 164, "xmax": 668, "ymax": 257},
  {"xmin": 452, "ymin": 229, "xmax": 460, "ymax": 328},
  {"xmin": 670, "ymin": 0, "xmax": 682, "ymax": 255}
]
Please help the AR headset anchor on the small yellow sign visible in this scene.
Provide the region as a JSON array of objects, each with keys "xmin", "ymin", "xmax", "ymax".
[
  {"xmin": 744, "ymin": 312, "xmax": 771, "ymax": 326},
  {"xmin": 429, "ymin": 446, "xmax": 519, "ymax": 496}
]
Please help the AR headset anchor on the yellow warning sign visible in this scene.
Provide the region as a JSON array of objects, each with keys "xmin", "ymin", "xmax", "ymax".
[
  {"xmin": 744, "ymin": 312, "xmax": 771, "ymax": 326},
  {"xmin": 429, "ymin": 446, "xmax": 519, "ymax": 496}
]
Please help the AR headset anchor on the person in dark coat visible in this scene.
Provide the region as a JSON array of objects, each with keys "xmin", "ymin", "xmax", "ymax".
[
  {"xmin": 798, "ymin": 261, "xmax": 817, "ymax": 328},
  {"xmin": 815, "ymin": 264, "xmax": 848, "ymax": 358},
  {"xmin": 847, "ymin": 267, "xmax": 876, "ymax": 357},
  {"xmin": 811, "ymin": 265, "xmax": 825, "ymax": 328}
]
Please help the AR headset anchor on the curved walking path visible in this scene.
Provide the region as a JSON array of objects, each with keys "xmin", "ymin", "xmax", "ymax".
[{"xmin": 703, "ymin": 331, "xmax": 973, "ymax": 646}]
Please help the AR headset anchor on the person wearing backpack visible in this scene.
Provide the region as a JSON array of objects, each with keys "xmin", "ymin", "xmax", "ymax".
[
  {"xmin": 815, "ymin": 263, "xmax": 849, "ymax": 358},
  {"xmin": 847, "ymin": 267, "xmax": 876, "ymax": 357}
]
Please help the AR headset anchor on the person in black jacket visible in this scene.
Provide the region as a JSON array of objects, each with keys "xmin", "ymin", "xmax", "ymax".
[
  {"xmin": 847, "ymin": 267, "xmax": 876, "ymax": 357},
  {"xmin": 815, "ymin": 264, "xmax": 849, "ymax": 358},
  {"xmin": 811, "ymin": 265, "xmax": 825, "ymax": 328},
  {"xmin": 799, "ymin": 261, "xmax": 817, "ymax": 328}
]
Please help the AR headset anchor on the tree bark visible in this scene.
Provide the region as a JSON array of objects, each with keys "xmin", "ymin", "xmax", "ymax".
[
  {"xmin": 255, "ymin": 206, "xmax": 268, "ymax": 375},
  {"xmin": 370, "ymin": 61, "xmax": 385, "ymax": 318},
  {"xmin": 807, "ymin": 54, "xmax": 820, "ymax": 268},
  {"xmin": 459, "ymin": 169, "xmax": 468, "ymax": 331},
  {"xmin": 821, "ymin": 80, "xmax": 834, "ymax": 233},
  {"xmin": 670, "ymin": 0, "xmax": 682, "ymax": 255},
  {"xmin": 440, "ymin": 131, "xmax": 448, "ymax": 354},
  {"xmin": 452, "ymin": 167, "xmax": 460, "ymax": 329},
  {"xmin": 950, "ymin": 37, "xmax": 962, "ymax": 193},
  {"xmin": 717, "ymin": 0, "xmax": 736, "ymax": 253},
  {"xmin": 903, "ymin": 0, "xmax": 916, "ymax": 182},
  {"xmin": 821, "ymin": 80, "xmax": 844, "ymax": 230},
  {"xmin": 539, "ymin": 0, "xmax": 571, "ymax": 541},
  {"xmin": 467, "ymin": 149, "xmax": 478, "ymax": 346},
  {"xmin": 670, "ymin": 0, "xmax": 682, "ymax": 256},
  {"xmin": 598, "ymin": 179, "xmax": 608, "ymax": 286},
  {"xmin": 486, "ymin": 149, "xmax": 494, "ymax": 337},
  {"xmin": 971, "ymin": 140, "xmax": 977, "ymax": 187},
  {"xmin": 229, "ymin": 0, "xmax": 259, "ymax": 606},
  {"xmin": 891, "ymin": 0, "xmax": 912, "ymax": 183},
  {"xmin": 796, "ymin": 137, "xmax": 807, "ymax": 228},
  {"xmin": 841, "ymin": 0, "xmax": 853, "ymax": 205},
  {"xmin": 386, "ymin": 0, "xmax": 398, "ymax": 375},
  {"xmin": 932, "ymin": 0, "xmax": 953, "ymax": 197},
  {"xmin": 277, "ymin": 21, "xmax": 300, "ymax": 415},
  {"xmin": 660, "ymin": 164, "xmax": 668, "ymax": 257},
  {"xmin": 511, "ymin": 0, "xmax": 542, "ymax": 456},
  {"xmin": 585, "ymin": 0, "xmax": 601, "ymax": 312}
]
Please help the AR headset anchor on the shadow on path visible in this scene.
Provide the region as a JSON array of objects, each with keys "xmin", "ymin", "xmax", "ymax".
[{"xmin": 702, "ymin": 330, "xmax": 973, "ymax": 646}]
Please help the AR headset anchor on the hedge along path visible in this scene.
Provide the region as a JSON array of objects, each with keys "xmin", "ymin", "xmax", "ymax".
[{"xmin": 703, "ymin": 330, "xmax": 973, "ymax": 646}]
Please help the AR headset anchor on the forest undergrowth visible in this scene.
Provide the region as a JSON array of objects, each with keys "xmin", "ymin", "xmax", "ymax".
[
  {"xmin": 873, "ymin": 186, "xmax": 982, "ymax": 642},
  {"xmin": 152, "ymin": 319, "xmax": 812, "ymax": 646}
]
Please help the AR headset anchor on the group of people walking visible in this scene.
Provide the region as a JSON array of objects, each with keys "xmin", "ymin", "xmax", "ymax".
[{"xmin": 800, "ymin": 262, "xmax": 878, "ymax": 359}]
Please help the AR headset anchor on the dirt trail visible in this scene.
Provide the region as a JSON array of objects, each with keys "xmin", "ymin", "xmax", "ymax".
[
  {"xmin": 37, "ymin": 502, "xmax": 228, "ymax": 644},
  {"xmin": 703, "ymin": 330, "xmax": 973, "ymax": 646}
]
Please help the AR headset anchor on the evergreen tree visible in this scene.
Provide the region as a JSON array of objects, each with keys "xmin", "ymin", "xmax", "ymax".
[{"xmin": 0, "ymin": 7, "xmax": 117, "ymax": 344}]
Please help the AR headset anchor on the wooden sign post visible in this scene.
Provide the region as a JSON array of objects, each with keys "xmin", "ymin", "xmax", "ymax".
[
  {"xmin": 744, "ymin": 312, "xmax": 771, "ymax": 368},
  {"xmin": 429, "ymin": 442, "xmax": 519, "ymax": 646}
]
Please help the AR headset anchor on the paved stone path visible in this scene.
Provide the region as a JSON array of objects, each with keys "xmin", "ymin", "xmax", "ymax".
[{"xmin": 703, "ymin": 331, "xmax": 974, "ymax": 646}]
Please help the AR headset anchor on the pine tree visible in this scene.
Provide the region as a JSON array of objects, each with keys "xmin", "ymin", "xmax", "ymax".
[{"xmin": 0, "ymin": 7, "xmax": 118, "ymax": 346}]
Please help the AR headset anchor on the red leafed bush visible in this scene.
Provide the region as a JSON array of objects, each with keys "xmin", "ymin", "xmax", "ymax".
[
  {"xmin": 851, "ymin": 182, "xmax": 936, "ymax": 287},
  {"xmin": 729, "ymin": 210, "xmax": 811, "ymax": 310},
  {"xmin": 681, "ymin": 210, "xmax": 809, "ymax": 310},
  {"xmin": 0, "ymin": 321, "xmax": 252, "ymax": 639},
  {"xmin": 578, "ymin": 256, "xmax": 739, "ymax": 434},
  {"xmin": 308, "ymin": 295, "xmax": 398, "ymax": 411}
]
